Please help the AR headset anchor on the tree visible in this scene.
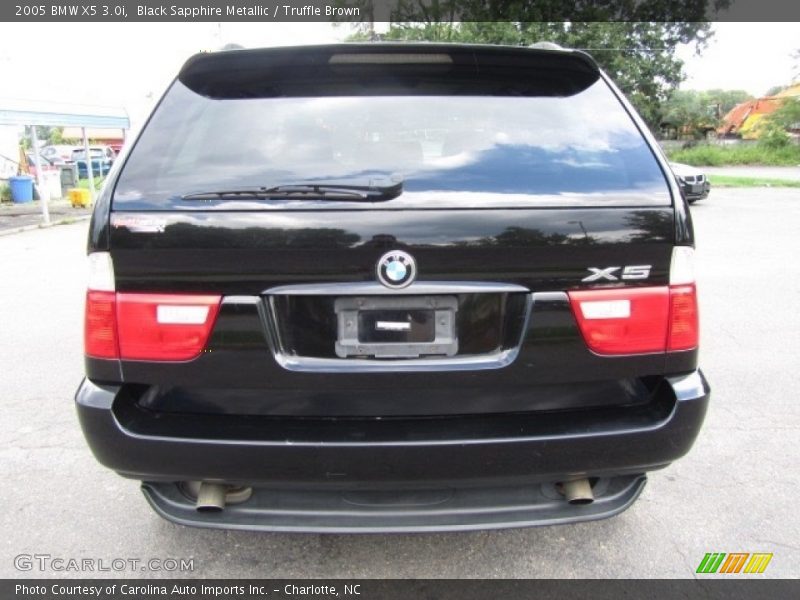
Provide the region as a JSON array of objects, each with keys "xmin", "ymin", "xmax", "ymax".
[
  {"xmin": 660, "ymin": 89, "xmax": 752, "ymax": 138},
  {"xmin": 343, "ymin": 1, "xmax": 728, "ymax": 128},
  {"xmin": 750, "ymin": 96, "xmax": 800, "ymax": 147},
  {"xmin": 765, "ymin": 85, "xmax": 785, "ymax": 97},
  {"xmin": 47, "ymin": 127, "xmax": 64, "ymax": 145},
  {"xmin": 771, "ymin": 97, "xmax": 800, "ymax": 127},
  {"xmin": 20, "ymin": 126, "xmax": 63, "ymax": 148},
  {"xmin": 766, "ymin": 96, "xmax": 800, "ymax": 135},
  {"xmin": 705, "ymin": 89, "xmax": 754, "ymax": 116},
  {"xmin": 659, "ymin": 90, "xmax": 717, "ymax": 139}
]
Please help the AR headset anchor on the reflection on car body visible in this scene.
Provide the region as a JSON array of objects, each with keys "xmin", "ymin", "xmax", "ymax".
[{"xmin": 76, "ymin": 43, "xmax": 709, "ymax": 533}]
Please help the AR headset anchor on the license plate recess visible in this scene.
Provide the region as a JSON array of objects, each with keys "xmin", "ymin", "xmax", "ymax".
[{"xmin": 335, "ymin": 296, "xmax": 458, "ymax": 358}]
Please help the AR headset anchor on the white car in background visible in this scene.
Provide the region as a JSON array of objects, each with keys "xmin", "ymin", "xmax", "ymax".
[
  {"xmin": 41, "ymin": 144, "xmax": 80, "ymax": 163},
  {"xmin": 670, "ymin": 162, "xmax": 710, "ymax": 204}
]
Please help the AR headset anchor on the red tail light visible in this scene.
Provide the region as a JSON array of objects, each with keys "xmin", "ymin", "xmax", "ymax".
[
  {"xmin": 85, "ymin": 291, "xmax": 118, "ymax": 359},
  {"xmin": 568, "ymin": 287, "xmax": 670, "ymax": 355},
  {"xmin": 116, "ymin": 294, "xmax": 221, "ymax": 361},
  {"xmin": 84, "ymin": 292, "xmax": 221, "ymax": 361},
  {"xmin": 568, "ymin": 285, "xmax": 698, "ymax": 355},
  {"xmin": 85, "ymin": 253, "xmax": 221, "ymax": 361},
  {"xmin": 667, "ymin": 284, "xmax": 699, "ymax": 351}
]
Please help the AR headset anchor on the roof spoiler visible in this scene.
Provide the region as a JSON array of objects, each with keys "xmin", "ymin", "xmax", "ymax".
[{"xmin": 178, "ymin": 43, "xmax": 601, "ymax": 100}]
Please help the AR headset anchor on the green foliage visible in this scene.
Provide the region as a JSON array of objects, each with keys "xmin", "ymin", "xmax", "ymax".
[
  {"xmin": 381, "ymin": 22, "xmax": 461, "ymax": 41},
  {"xmin": 48, "ymin": 128, "xmax": 65, "ymax": 145},
  {"xmin": 660, "ymin": 89, "xmax": 752, "ymax": 138},
  {"xmin": 707, "ymin": 89, "xmax": 755, "ymax": 116},
  {"xmin": 349, "ymin": 20, "xmax": 714, "ymax": 128},
  {"xmin": 660, "ymin": 90, "xmax": 717, "ymax": 138},
  {"xmin": 708, "ymin": 175, "xmax": 800, "ymax": 188},
  {"xmin": 0, "ymin": 182, "xmax": 11, "ymax": 203},
  {"xmin": 749, "ymin": 97, "xmax": 800, "ymax": 147},
  {"xmin": 757, "ymin": 123, "xmax": 791, "ymax": 149},
  {"xmin": 767, "ymin": 97, "xmax": 800, "ymax": 129},
  {"xmin": 78, "ymin": 176, "xmax": 105, "ymax": 190},
  {"xmin": 765, "ymin": 85, "xmax": 785, "ymax": 97},
  {"xmin": 342, "ymin": 2, "xmax": 730, "ymax": 128},
  {"xmin": 21, "ymin": 125, "xmax": 64, "ymax": 148},
  {"xmin": 667, "ymin": 143, "xmax": 800, "ymax": 166}
]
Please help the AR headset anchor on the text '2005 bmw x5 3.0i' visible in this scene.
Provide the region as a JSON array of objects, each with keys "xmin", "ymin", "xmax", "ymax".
[{"xmin": 76, "ymin": 43, "xmax": 710, "ymax": 532}]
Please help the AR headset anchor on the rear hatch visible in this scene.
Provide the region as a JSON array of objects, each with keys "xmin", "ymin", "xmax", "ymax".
[{"xmin": 87, "ymin": 44, "xmax": 696, "ymax": 418}]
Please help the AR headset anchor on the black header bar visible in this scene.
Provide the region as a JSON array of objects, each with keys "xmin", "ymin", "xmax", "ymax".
[
  {"xmin": 2, "ymin": 0, "xmax": 800, "ymax": 22},
  {"xmin": 4, "ymin": 579, "xmax": 799, "ymax": 600}
]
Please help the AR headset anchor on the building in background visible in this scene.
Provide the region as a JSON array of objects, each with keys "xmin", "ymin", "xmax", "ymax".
[
  {"xmin": 0, "ymin": 125, "xmax": 21, "ymax": 178},
  {"xmin": 62, "ymin": 127, "xmax": 126, "ymax": 154},
  {"xmin": 718, "ymin": 83, "xmax": 800, "ymax": 139}
]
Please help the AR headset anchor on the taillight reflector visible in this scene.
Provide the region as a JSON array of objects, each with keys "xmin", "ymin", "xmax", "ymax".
[
  {"xmin": 668, "ymin": 284, "xmax": 699, "ymax": 351},
  {"xmin": 116, "ymin": 294, "xmax": 221, "ymax": 361},
  {"xmin": 85, "ymin": 290, "xmax": 118, "ymax": 359}
]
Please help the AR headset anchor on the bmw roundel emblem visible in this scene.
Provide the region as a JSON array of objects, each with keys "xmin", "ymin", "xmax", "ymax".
[{"xmin": 376, "ymin": 250, "xmax": 417, "ymax": 289}]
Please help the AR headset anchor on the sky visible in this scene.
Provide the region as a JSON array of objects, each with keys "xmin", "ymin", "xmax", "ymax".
[
  {"xmin": 675, "ymin": 23, "xmax": 797, "ymax": 95},
  {"xmin": 0, "ymin": 21, "xmax": 797, "ymax": 129}
]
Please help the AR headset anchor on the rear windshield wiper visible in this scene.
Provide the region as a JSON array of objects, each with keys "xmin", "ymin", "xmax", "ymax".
[{"xmin": 182, "ymin": 180, "xmax": 403, "ymax": 202}]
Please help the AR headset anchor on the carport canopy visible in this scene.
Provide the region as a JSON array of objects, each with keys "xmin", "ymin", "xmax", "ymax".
[{"xmin": 0, "ymin": 98, "xmax": 130, "ymax": 223}]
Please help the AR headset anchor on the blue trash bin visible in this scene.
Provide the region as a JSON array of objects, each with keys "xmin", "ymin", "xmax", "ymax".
[{"xmin": 9, "ymin": 176, "xmax": 34, "ymax": 203}]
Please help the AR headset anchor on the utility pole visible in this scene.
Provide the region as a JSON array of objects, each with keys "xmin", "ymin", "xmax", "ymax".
[{"xmin": 30, "ymin": 126, "xmax": 50, "ymax": 225}]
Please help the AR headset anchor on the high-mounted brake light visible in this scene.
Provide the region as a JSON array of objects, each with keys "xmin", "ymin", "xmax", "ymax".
[
  {"xmin": 568, "ymin": 247, "xmax": 699, "ymax": 355},
  {"xmin": 84, "ymin": 252, "xmax": 221, "ymax": 361},
  {"xmin": 329, "ymin": 53, "xmax": 453, "ymax": 65}
]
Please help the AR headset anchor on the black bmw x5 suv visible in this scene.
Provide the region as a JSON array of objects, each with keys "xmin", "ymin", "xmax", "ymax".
[{"xmin": 76, "ymin": 43, "xmax": 709, "ymax": 532}]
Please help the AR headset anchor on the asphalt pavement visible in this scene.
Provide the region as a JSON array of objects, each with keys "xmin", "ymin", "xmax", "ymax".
[
  {"xmin": 0, "ymin": 198, "xmax": 92, "ymax": 235},
  {"xmin": 1, "ymin": 188, "xmax": 799, "ymax": 578}
]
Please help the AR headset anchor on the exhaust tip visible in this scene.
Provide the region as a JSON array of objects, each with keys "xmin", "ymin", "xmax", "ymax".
[
  {"xmin": 182, "ymin": 481, "xmax": 253, "ymax": 512},
  {"xmin": 195, "ymin": 482, "xmax": 227, "ymax": 512},
  {"xmin": 558, "ymin": 478, "xmax": 595, "ymax": 505},
  {"xmin": 568, "ymin": 496, "xmax": 594, "ymax": 506}
]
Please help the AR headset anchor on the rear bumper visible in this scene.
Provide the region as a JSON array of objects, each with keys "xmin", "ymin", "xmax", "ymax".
[
  {"xmin": 75, "ymin": 370, "xmax": 709, "ymax": 530},
  {"xmin": 142, "ymin": 475, "xmax": 647, "ymax": 533},
  {"xmin": 684, "ymin": 181, "xmax": 711, "ymax": 201}
]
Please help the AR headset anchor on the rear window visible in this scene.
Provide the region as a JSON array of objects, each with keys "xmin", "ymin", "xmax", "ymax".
[{"xmin": 114, "ymin": 49, "xmax": 670, "ymax": 210}]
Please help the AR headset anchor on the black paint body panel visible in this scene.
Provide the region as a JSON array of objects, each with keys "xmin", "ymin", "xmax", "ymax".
[
  {"xmin": 77, "ymin": 43, "xmax": 709, "ymax": 531},
  {"xmin": 76, "ymin": 374, "xmax": 709, "ymax": 489}
]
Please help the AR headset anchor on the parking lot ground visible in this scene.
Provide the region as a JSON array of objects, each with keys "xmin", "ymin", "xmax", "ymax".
[
  {"xmin": 0, "ymin": 199, "xmax": 91, "ymax": 235},
  {"xmin": 1, "ymin": 188, "xmax": 798, "ymax": 578}
]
